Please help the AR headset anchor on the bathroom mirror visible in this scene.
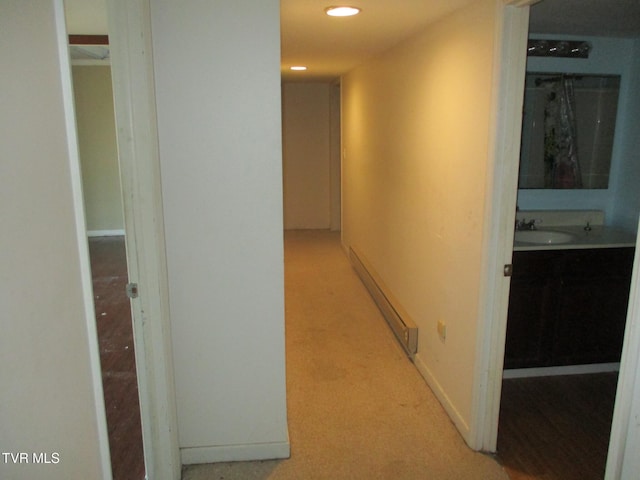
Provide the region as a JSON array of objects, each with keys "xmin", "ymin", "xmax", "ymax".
[{"xmin": 518, "ymin": 73, "xmax": 621, "ymax": 189}]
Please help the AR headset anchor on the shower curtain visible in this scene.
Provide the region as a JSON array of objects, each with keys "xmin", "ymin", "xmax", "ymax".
[{"xmin": 543, "ymin": 76, "xmax": 582, "ymax": 188}]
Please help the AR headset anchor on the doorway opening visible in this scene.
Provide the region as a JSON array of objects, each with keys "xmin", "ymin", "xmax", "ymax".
[
  {"xmin": 88, "ymin": 236, "xmax": 145, "ymax": 480},
  {"xmin": 69, "ymin": 39, "xmax": 146, "ymax": 480},
  {"xmin": 494, "ymin": 4, "xmax": 640, "ymax": 478}
]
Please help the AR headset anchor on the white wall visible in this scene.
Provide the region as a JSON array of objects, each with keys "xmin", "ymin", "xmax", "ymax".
[
  {"xmin": 282, "ymin": 83, "xmax": 332, "ymax": 229},
  {"xmin": 72, "ymin": 65, "xmax": 124, "ymax": 235},
  {"xmin": 341, "ymin": 0, "xmax": 499, "ymax": 443},
  {"xmin": 0, "ymin": 1, "xmax": 108, "ymax": 478},
  {"xmin": 150, "ymin": 0, "xmax": 289, "ymax": 463}
]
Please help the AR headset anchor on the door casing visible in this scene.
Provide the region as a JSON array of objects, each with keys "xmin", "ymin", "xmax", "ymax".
[{"xmin": 105, "ymin": 1, "xmax": 181, "ymax": 478}]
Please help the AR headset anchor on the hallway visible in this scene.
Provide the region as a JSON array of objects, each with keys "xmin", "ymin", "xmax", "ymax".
[{"xmin": 183, "ymin": 230, "xmax": 507, "ymax": 479}]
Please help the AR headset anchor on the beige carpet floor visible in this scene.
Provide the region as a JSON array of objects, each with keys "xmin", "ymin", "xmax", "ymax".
[{"xmin": 182, "ymin": 230, "xmax": 509, "ymax": 480}]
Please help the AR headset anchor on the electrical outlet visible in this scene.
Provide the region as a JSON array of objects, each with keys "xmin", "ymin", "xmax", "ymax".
[{"xmin": 437, "ymin": 320, "xmax": 446, "ymax": 341}]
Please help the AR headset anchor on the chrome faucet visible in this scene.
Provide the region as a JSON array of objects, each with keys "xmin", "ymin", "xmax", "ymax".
[{"xmin": 515, "ymin": 218, "xmax": 538, "ymax": 231}]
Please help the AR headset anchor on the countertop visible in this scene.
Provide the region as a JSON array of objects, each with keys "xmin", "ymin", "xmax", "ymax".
[{"xmin": 513, "ymin": 225, "xmax": 637, "ymax": 251}]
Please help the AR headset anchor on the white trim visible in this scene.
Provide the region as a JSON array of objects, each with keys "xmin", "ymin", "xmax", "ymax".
[
  {"xmin": 503, "ymin": 363, "xmax": 620, "ymax": 379},
  {"xmin": 470, "ymin": 2, "xmax": 530, "ymax": 452},
  {"xmin": 106, "ymin": 1, "xmax": 180, "ymax": 479},
  {"xmin": 181, "ymin": 441, "xmax": 291, "ymax": 465},
  {"xmin": 503, "ymin": 0, "xmax": 542, "ymax": 6},
  {"xmin": 55, "ymin": 1, "xmax": 113, "ymax": 478},
  {"xmin": 88, "ymin": 229, "xmax": 126, "ymax": 237},
  {"xmin": 607, "ymin": 220, "xmax": 640, "ymax": 479},
  {"xmin": 414, "ymin": 353, "xmax": 471, "ymax": 440},
  {"xmin": 72, "ymin": 59, "xmax": 111, "ymax": 66}
]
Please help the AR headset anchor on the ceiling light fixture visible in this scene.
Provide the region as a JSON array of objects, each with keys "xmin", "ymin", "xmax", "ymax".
[
  {"xmin": 290, "ymin": 66, "xmax": 308, "ymax": 71},
  {"xmin": 325, "ymin": 6, "xmax": 361, "ymax": 17}
]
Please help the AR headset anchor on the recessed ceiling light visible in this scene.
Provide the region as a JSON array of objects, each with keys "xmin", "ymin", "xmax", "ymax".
[
  {"xmin": 290, "ymin": 66, "xmax": 308, "ymax": 71},
  {"xmin": 325, "ymin": 6, "xmax": 361, "ymax": 17}
]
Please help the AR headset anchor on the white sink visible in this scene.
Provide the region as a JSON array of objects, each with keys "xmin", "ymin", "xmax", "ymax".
[{"xmin": 515, "ymin": 229, "xmax": 576, "ymax": 245}]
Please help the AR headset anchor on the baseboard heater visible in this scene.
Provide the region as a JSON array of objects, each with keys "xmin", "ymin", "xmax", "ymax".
[{"xmin": 349, "ymin": 246, "xmax": 418, "ymax": 360}]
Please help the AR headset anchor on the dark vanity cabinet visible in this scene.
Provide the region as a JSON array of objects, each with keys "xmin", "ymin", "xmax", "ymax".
[{"xmin": 504, "ymin": 247, "xmax": 635, "ymax": 369}]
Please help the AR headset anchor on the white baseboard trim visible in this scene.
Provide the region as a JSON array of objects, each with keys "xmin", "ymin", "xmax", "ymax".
[
  {"xmin": 87, "ymin": 229, "xmax": 125, "ymax": 237},
  {"xmin": 503, "ymin": 362, "xmax": 620, "ymax": 379},
  {"xmin": 414, "ymin": 352, "xmax": 471, "ymax": 444},
  {"xmin": 180, "ymin": 440, "xmax": 291, "ymax": 465}
]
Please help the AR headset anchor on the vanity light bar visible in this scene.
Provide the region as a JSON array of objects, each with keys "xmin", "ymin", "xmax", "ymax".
[{"xmin": 527, "ymin": 39, "xmax": 591, "ymax": 58}]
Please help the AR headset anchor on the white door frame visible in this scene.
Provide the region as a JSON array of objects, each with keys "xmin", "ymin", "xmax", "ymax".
[
  {"xmin": 470, "ymin": 0, "xmax": 530, "ymax": 452},
  {"xmin": 475, "ymin": 3, "xmax": 640, "ymax": 480},
  {"xmin": 606, "ymin": 222, "xmax": 640, "ymax": 479},
  {"xmin": 55, "ymin": 1, "xmax": 112, "ymax": 477},
  {"xmin": 105, "ymin": 1, "xmax": 180, "ymax": 479}
]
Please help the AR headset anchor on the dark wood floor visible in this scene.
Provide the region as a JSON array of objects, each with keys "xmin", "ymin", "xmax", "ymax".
[
  {"xmin": 89, "ymin": 236, "xmax": 145, "ymax": 480},
  {"xmin": 497, "ymin": 372, "xmax": 618, "ymax": 480}
]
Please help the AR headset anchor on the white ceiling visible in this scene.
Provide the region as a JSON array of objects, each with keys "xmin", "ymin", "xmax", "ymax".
[
  {"xmin": 279, "ymin": 0, "xmax": 474, "ymax": 81},
  {"xmin": 65, "ymin": 0, "xmax": 640, "ymax": 82}
]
